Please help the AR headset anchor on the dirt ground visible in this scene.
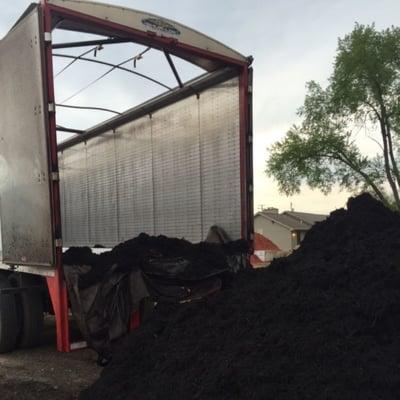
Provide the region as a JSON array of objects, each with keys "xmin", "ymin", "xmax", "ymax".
[{"xmin": 0, "ymin": 317, "xmax": 100, "ymax": 400}]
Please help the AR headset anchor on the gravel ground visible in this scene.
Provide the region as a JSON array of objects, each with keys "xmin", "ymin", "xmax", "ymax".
[{"xmin": 0, "ymin": 317, "xmax": 100, "ymax": 400}]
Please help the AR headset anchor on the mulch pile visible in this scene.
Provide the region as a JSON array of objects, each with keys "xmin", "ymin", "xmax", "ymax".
[
  {"xmin": 80, "ymin": 193, "xmax": 400, "ymax": 400},
  {"xmin": 63, "ymin": 233, "xmax": 248, "ymax": 288}
]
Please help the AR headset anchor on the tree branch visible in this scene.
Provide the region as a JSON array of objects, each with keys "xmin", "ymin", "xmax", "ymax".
[
  {"xmin": 332, "ymin": 152, "xmax": 389, "ymax": 207},
  {"xmin": 383, "ymin": 112, "xmax": 400, "ymax": 190},
  {"xmin": 292, "ymin": 150, "xmax": 389, "ymax": 207},
  {"xmin": 368, "ymin": 75, "xmax": 400, "ymax": 207}
]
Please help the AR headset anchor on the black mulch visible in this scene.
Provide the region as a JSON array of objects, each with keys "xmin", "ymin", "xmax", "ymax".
[{"xmin": 80, "ymin": 193, "xmax": 400, "ymax": 400}]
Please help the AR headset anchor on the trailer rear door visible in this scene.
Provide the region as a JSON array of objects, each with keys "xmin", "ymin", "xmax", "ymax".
[{"xmin": 0, "ymin": 6, "xmax": 54, "ymax": 267}]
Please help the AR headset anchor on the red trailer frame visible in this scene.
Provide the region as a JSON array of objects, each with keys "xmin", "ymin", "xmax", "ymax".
[{"xmin": 4, "ymin": 0, "xmax": 253, "ymax": 352}]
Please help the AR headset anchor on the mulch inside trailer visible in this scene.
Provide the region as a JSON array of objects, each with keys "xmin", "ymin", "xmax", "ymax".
[
  {"xmin": 81, "ymin": 193, "xmax": 400, "ymax": 400},
  {"xmin": 63, "ymin": 231, "xmax": 248, "ymax": 360}
]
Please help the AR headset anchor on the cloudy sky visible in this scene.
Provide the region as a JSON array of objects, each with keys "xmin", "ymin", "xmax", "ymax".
[{"xmin": 1, "ymin": 0, "xmax": 400, "ymax": 215}]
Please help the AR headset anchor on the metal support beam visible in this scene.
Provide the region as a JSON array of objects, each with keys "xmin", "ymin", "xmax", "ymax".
[
  {"xmin": 52, "ymin": 38, "xmax": 133, "ymax": 49},
  {"xmin": 53, "ymin": 53, "xmax": 172, "ymax": 90},
  {"xmin": 56, "ymin": 104, "xmax": 122, "ymax": 115},
  {"xmin": 56, "ymin": 125, "xmax": 85, "ymax": 134},
  {"xmin": 47, "ymin": 273, "xmax": 70, "ymax": 352},
  {"xmin": 164, "ymin": 51, "xmax": 183, "ymax": 88}
]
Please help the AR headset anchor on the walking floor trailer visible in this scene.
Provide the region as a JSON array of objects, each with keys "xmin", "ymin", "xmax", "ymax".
[{"xmin": 0, "ymin": 0, "xmax": 253, "ymax": 352}]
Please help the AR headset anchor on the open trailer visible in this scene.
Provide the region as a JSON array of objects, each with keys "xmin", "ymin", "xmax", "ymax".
[{"xmin": 0, "ymin": 0, "xmax": 253, "ymax": 353}]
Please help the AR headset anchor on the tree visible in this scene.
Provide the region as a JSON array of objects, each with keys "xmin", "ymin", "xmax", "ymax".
[{"xmin": 266, "ymin": 24, "xmax": 400, "ymax": 210}]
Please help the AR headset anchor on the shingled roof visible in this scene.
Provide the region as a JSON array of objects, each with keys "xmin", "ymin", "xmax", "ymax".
[
  {"xmin": 256, "ymin": 211, "xmax": 311, "ymax": 231},
  {"xmin": 283, "ymin": 211, "xmax": 327, "ymax": 226}
]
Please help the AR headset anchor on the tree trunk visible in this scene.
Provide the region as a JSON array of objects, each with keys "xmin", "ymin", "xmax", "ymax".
[
  {"xmin": 384, "ymin": 119, "xmax": 400, "ymax": 189},
  {"xmin": 378, "ymin": 118, "xmax": 400, "ymax": 209},
  {"xmin": 334, "ymin": 153, "xmax": 390, "ymax": 208}
]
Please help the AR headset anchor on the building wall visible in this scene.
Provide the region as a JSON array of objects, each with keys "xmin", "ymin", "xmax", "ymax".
[{"xmin": 254, "ymin": 216, "xmax": 292, "ymax": 252}]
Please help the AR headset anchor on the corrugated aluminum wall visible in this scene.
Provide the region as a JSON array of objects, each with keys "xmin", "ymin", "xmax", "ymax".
[{"xmin": 59, "ymin": 76, "xmax": 241, "ymax": 246}]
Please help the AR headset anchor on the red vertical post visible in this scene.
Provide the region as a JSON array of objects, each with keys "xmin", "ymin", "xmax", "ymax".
[
  {"xmin": 130, "ymin": 311, "xmax": 141, "ymax": 331},
  {"xmin": 41, "ymin": 0, "xmax": 70, "ymax": 352},
  {"xmin": 46, "ymin": 273, "xmax": 70, "ymax": 352},
  {"xmin": 239, "ymin": 65, "xmax": 254, "ymax": 244}
]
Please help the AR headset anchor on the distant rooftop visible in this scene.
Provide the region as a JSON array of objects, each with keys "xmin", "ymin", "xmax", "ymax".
[
  {"xmin": 255, "ymin": 209, "xmax": 327, "ymax": 231},
  {"xmin": 283, "ymin": 211, "xmax": 327, "ymax": 226}
]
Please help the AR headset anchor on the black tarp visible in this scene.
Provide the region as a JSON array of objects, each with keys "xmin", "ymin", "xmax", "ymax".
[{"xmin": 63, "ymin": 228, "xmax": 248, "ymax": 359}]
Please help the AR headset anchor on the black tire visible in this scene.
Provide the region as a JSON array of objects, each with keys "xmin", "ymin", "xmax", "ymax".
[
  {"xmin": 8, "ymin": 273, "xmax": 44, "ymax": 348},
  {"xmin": 0, "ymin": 279, "xmax": 18, "ymax": 353}
]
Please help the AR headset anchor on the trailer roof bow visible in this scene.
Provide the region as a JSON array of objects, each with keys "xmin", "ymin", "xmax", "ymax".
[{"xmin": 44, "ymin": 0, "xmax": 250, "ymax": 71}]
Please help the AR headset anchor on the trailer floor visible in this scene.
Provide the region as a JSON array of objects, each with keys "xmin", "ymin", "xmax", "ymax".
[{"xmin": 0, "ymin": 317, "xmax": 100, "ymax": 400}]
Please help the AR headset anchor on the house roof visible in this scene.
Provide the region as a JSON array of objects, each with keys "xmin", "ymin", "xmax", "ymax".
[
  {"xmin": 283, "ymin": 211, "xmax": 327, "ymax": 226},
  {"xmin": 255, "ymin": 211, "xmax": 311, "ymax": 231},
  {"xmin": 250, "ymin": 254, "xmax": 265, "ymax": 267},
  {"xmin": 253, "ymin": 233, "xmax": 280, "ymax": 251}
]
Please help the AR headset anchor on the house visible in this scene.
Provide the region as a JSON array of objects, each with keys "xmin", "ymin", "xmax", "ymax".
[
  {"xmin": 250, "ymin": 254, "xmax": 265, "ymax": 268},
  {"xmin": 250, "ymin": 232, "xmax": 281, "ymax": 267},
  {"xmin": 254, "ymin": 208, "xmax": 327, "ymax": 253}
]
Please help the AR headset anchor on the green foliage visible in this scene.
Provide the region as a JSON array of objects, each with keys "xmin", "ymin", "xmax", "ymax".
[{"xmin": 266, "ymin": 24, "xmax": 400, "ymax": 209}]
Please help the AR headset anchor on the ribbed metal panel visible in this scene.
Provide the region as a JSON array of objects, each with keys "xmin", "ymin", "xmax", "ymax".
[
  {"xmin": 114, "ymin": 116, "xmax": 154, "ymax": 240},
  {"xmin": 60, "ymin": 76, "xmax": 241, "ymax": 246},
  {"xmin": 59, "ymin": 143, "xmax": 89, "ymax": 246},
  {"xmin": 152, "ymin": 96, "xmax": 202, "ymax": 241},
  {"xmin": 59, "ymin": 152, "xmax": 65, "ymax": 239},
  {"xmin": 86, "ymin": 133, "xmax": 118, "ymax": 246},
  {"xmin": 199, "ymin": 77, "xmax": 241, "ymax": 239}
]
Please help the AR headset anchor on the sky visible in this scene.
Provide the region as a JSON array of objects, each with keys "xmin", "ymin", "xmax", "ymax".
[{"xmin": 1, "ymin": 0, "xmax": 400, "ymax": 215}]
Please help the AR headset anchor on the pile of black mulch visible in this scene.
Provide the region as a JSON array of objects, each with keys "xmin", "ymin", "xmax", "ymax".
[
  {"xmin": 81, "ymin": 194, "xmax": 400, "ymax": 400},
  {"xmin": 63, "ymin": 233, "xmax": 248, "ymax": 288}
]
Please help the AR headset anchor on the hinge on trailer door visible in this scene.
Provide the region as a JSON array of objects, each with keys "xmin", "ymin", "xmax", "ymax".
[
  {"xmin": 51, "ymin": 172, "xmax": 59, "ymax": 182},
  {"xmin": 248, "ymin": 184, "xmax": 253, "ymax": 193},
  {"xmin": 55, "ymin": 238, "xmax": 63, "ymax": 248},
  {"xmin": 48, "ymin": 102, "xmax": 55, "ymax": 113},
  {"xmin": 44, "ymin": 32, "xmax": 52, "ymax": 43},
  {"xmin": 248, "ymin": 84, "xmax": 253, "ymax": 93}
]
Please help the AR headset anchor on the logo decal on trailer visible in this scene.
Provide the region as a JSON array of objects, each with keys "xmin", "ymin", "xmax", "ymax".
[{"xmin": 141, "ymin": 18, "xmax": 181, "ymax": 36}]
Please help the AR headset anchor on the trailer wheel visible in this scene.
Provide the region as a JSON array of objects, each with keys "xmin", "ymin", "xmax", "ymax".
[
  {"xmin": 0, "ymin": 279, "xmax": 18, "ymax": 353},
  {"xmin": 8, "ymin": 274, "xmax": 44, "ymax": 349}
]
